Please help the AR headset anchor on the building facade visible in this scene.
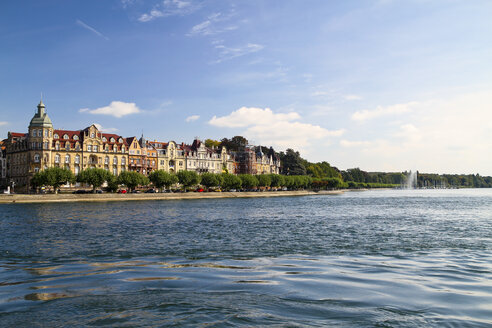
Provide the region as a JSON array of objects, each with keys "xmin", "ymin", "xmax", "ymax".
[
  {"xmin": 4, "ymin": 101, "xmax": 128, "ymax": 191},
  {"xmin": 148, "ymin": 140, "xmax": 187, "ymax": 173},
  {"xmin": 3, "ymin": 101, "xmax": 283, "ymax": 192},
  {"xmin": 184, "ymin": 139, "xmax": 234, "ymax": 174}
]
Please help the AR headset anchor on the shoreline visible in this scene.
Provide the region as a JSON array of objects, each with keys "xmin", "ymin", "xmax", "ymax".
[{"xmin": 0, "ymin": 190, "xmax": 344, "ymax": 204}]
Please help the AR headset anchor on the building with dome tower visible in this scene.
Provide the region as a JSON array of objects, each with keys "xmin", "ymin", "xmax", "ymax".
[{"xmin": 4, "ymin": 101, "xmax": 129, "ymax": 192}]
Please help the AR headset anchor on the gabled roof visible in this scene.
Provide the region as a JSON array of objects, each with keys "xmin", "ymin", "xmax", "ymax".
[{"xmin": 10, "ymin": 132, "xmax": 27, "ymax": 138}]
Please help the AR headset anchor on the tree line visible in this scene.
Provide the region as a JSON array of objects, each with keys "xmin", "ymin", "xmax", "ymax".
[{"xmin": 30, "ymin": 167, "xmax": 315, "ymax": 193}]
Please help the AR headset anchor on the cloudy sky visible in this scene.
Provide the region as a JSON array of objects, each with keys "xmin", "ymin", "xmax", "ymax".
[{"xmin": 1, "ymin": 0, "xmax": 491, "ymax": 175}]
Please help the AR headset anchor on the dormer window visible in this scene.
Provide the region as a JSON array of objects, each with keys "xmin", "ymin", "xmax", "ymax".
[
  {"xmin": 102, "ymin": 137, "xmax": 107, "ymax": 142},
  {"xmin": 54, "ymin": 134, "xmax": 59, "ymax": 139},
  {"xmin": 73, "ymin": 135, "xmax": 79, "ymax": 140},
  {"xmin": 63, "ymin": 134, "xmax": 69, "ymax": 139},
  {"xmin": 118, "ymin": 138, "xmax": 123, "ymax": 143},
  {"xmin": 91, "ymin": 132, "xmax": 95, "ymax": 138},
  {"xmin": 110, "ymin": 137, "xmax": 115, "ymax": 143}
]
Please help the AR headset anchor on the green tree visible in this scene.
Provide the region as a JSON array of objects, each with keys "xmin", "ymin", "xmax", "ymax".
[
  {"xmin": 256, "ymin": 174, "xmax": 272, "ymax": 188},
  {"xmin": 204, "ymin": 139, "xmax": 221, "ymax": 149},
  {"xmin": 77, "ymin": 168, "xmax": 113, "ymax": 193},
  {"xmin": 220, "ymin": 136, "xmax": 249, "ymax": 151},
  {"xmin": 177, "ymin": 170, "xmax": 201, "ymax": 189},
  {"xmin": 149, "ymin": 170, "xmax": 178, "ymax": 191},
  {"xmin": 269, "ymin": 174, "xmax": 285, "ymax": 188},
  {"xmin": 220, "ymin": 173, "xmax": 242, "ymax": 190},
  {"xmin": 105, "ymin": 175, "xmax": 119, "ymax": 193},
  {"xmin": 239, "ymin": 174, "xmax": 259, "ymax": 189},
  {"xmin": 31, "ymin": 167, "xmax": 75, "ymax": 193},
  {"xmin": 117, "ymin": 171, "xmax": 149, "ymax": 191},
  {"xmin": 279, "ymin": 149, "xmax": 307, "ymax": 175},
  {"xmin": 200, "ymin": 172, "xmax": 220, "ymax": 189}
]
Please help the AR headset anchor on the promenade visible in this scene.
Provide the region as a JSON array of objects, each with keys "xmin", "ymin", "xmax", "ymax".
[{"xmin": 0, "ymin": 190, "xmax": 343, "ymax": 204}]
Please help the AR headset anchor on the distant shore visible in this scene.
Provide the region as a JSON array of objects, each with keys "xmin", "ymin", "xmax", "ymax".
[{"xmin": 0, "ymin": 190, "xmax": 344, "ymax": 204}]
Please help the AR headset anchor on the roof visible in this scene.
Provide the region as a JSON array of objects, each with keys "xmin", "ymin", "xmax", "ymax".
[
  {"xmin": 29, "ymin": 101, "xmax": 53, "ymax": 128},
  {"xmin": 10, "ymin": 132, "xmax": 27, "ymax": 138}
]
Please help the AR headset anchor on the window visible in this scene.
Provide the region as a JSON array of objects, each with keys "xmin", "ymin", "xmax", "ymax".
[
  {"xmin": 102, "ymin": 137, "xmax": 107, "ymax": 142},
  {"xmin": 75, "ymin": 155, "xmax": 80, "ymax": 164},
  {"xmin": 65, "ymin": 155, "xmax": 70, "ymax": 163},
  {"xmin": 32, "ymin": 130, "xmax": 36, "ymax": 137},
  {"xmin": 63, "ymin": 134, "xmax": 69, "ymax": 139},
  {"xmin": 121, "ymin": 166, "xmax": 126, "ymax": 172},
  {"xmin": 113, "ymin": 157, "xmax": 118, "ymax": 165},
  {"xmin": 54, "ymin": 134, "xmax": 59, "ymax": 139},
  {"xmin": 37, "ymin": 130, "xmax": 42, "ymax": 137},
  {"xmin": 75, "ymin": 143, "xmax": 80, "ymax": 151},
  {"xmin": 43, "ymin": 142, "xmax": 48, "ymax": 149},
  {"xmin": 113, "ymin": 167, "xmax": 117, "ymax": 175},
  {"xmin": 34, "ymin": 154, "xmax": 40, "ymax": 163},
  {"xmin": 75, "ymin": 165, "xmax": 80, "ymax": 175},
  {"xmin": 105, "ymin": 145, "xmax": 109, "ymax": 152},
  {"xmin": 55, "ymin": 154, "xmax": 60, "ymax": 163},
  {"xmin": 91, "ymin": 132, "xmax": 95, "ymax": 138},
  {"xmin": 110, "ymin": 137, "xmax": 115, "ymax": 142},
  {"xmin": 34, "ymin": 167, "xmax": 40, "ymax": 173},
  {"xmin": 55, "ymin": 143, "xmax": 60, "ymax": 150},
  {"xmin": 66, "ymin": 143, "xmax": 70, "ymax": 151},
  {"xmin": 87, "ymin": 145, "xmax": 92, "ymax": 152},
  {"xmin": 179, "ymin": 161, "xmax": 183, "ymax": 166},
  {"xmin": 73, "ymin": 135, "xmax": 79, "ymax": 140},
  {"xmin": 105, "ymin": 156, "xmax": 109, "ymax": 164},
  {"xmin": 121, "ymin": 146, "xmax": 125, "ymax": 153},
  {"xmin": 121, "ymin": 157, "xmax": 126, "ymax": 165},
  {"xmin": 44, "ymin": 130, "xmax": 48, "ymax": 137},
  {"xmin": 93, "ymin": 146, "xmax": 98, "ymax": 152},
  {"xmin": 118, "ymin": 138, "xmax": 123, "ymax": 143},
  {"xmin": 137, "ymin": 150, "xmax": 140, "ymax": 155}
]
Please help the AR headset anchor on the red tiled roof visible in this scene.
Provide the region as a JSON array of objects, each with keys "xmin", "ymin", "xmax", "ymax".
[{"xmin": 10, "ymin": 132, "xmax": 27, "ymax": 138}]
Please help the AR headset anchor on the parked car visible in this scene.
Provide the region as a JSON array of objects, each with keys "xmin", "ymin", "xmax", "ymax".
[
  {"xmin": 145, "ymin": 189, "xmax": 157, "ymax": 193},
  {"xmin": 196, "ymin": 188, "xmax": 204, "ymax": 192},
  {"xmin": 73, "ymin": 190, "xmax": 87, "ymax": 194},
  {"xmin": 117, "ymin": 189, "xmax": 127, "ymax": 194},
  {"xmin": 131, "ymin": 190, "xmax": 141, "ymax": 193},
  {"xmin": 96, "ymin": 190, "xmax": 103, "ymax": 194}
]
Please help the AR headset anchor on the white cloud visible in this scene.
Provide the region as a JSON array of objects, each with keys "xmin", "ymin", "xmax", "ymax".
[
  {"xmin": 336, "ymin": 91, "xmax": 492, "ymax": 175},
  {"xmin": 138, "ymin": 0, "xmax": 196, "ymax": 22},
  {"xmin": 76, "ymin": 19, "xmax": 109, "ymax": 40},
  {"xmin": 344, "ymin": 94, "xmax": 362, "ymax": 100},
  {"xmin": 351, "ymin": 101, "xmax": 419, "ymax": 121},
  {"xmin": 213, "ymin": 42, "xmax": 264, "ymax": 63},
  {"xmin": 185, "ymin": 115, "xmax": 200, "ymax": 122},
  {"xmin": 79, "ymin": 101, "xmax": 141, "ymax": 118},
  {"xmin": 340, "ymin": 140, "xmax": 372, "ymax": 148},
  {"xmin": 209, "ymin": 107, "xmax": 344, "ymax": 151},
  {"xmin": 187, "ymin": 12, "xmax": 238, "ymax": 36},
  {"xmin": 0, "ymin": 121, "xmax": 8, "ymax": 126},
  {"xmin": 93, "ymin": 123, "xmax": 119, "ymax": 133},
  {"xmin": 209, "ymin": 107, "xmax": 300, "ymax": 128}
]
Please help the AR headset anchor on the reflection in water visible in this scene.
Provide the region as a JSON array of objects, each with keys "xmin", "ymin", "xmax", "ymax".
[{"xmin": 0, "ymin": 189, "xmax": 491, "ymax": 326}]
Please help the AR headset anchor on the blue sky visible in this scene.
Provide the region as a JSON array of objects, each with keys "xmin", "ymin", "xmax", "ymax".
[{"xmin": 1, "ymin": 0, "xmax": 492, "ymax": 175}]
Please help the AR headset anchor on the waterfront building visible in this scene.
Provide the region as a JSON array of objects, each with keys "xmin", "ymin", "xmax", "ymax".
[
  {"xmin": 183, "ymin": 139, "xmax": 234, "ymax": 174},
  {"xmin": 231, "ymin": 146, "xmax": 258, "ymax": 175},
  {"xmin": 0, "ymin": 141, "xmax": 6, "ymax": 187},
  {"xmin": 148, "ymin": 140, "xmax": 187, "ymax": 173},
  {"xmin": 4, "ymin": 101, "xmax": 128, "ymax": 191},
  {"xmin": 256, "ymin": 147, "xmax": 281, "ymax": 174}
]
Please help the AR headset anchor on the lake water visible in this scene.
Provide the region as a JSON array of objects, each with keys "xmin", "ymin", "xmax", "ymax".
[{"xmin": 0, "ymin": 189, "xmax": 491, "ymax": 327}]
